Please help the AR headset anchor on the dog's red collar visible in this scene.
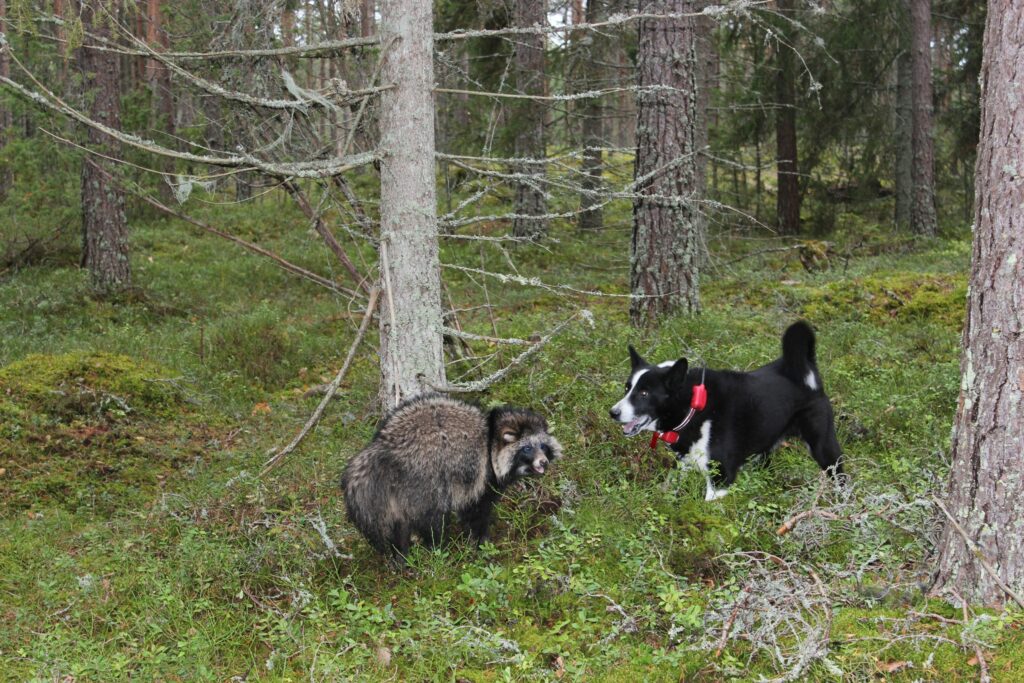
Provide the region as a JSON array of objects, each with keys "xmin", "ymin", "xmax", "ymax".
[{"xmin": 649, "ymin": 382, "xmax": 707, "ymax": 449}]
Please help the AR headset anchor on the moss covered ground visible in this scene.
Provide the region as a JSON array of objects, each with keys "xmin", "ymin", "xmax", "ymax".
[{"xmin": 0, "ymin": 192, "xmax": 1020, "ymax": 681}]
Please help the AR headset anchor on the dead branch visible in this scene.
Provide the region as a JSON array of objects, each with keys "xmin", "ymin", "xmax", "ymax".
[
  {"xmin": 776, "ymin": 508, "xmax": 843, "ymax": 536},
  {"xmin": 0, "ymin": 50, "xmax": 377, "ymax": 178},
  {"xmin": 441, "ymin": 327, "xmax": 535, "ymax": 346},
  {"xmin": 430, "ymin": 311, "xmax": 583, "ymax": 393},
  {"xmin": 714, "ymin": 586, "xmax": 749, "ymax": 657},
  {"xmin": 86, "ymin": 159, "xmax": 361, "ymax": 299},
  {"xmin": 282, "ymin": 179, "xmax": 371, "ymax": 294},
  {"xmin": 262, "ymin": 288, "xmax": 381, "ymax": 475}
]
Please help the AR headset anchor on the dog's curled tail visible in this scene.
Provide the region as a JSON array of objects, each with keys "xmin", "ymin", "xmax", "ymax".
[{"xmin": 781, "ymin": 321, "xmax": 820, "ymax": 390}]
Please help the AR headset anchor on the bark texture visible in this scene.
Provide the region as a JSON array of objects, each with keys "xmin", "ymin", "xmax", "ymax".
[
  {"xmin": 511, "ymin": 0, "xmax": 548, "ymax": 240},
  {"xmin": 895, "ymin": 43, "xmax": 913, "ymax": 229},
  {"xmin": 78, "ymin": 0, "xmax": 130, "ymax": 296},
  {"xmin": 377, "ymin": 0, "xmax": 445, "ymax": 409},
  {"xmin": 146, "ymin": 0, "xmax": 176, "ymax": 205},
  {"xmin": 0, "ymin": 0, "xmax": 11, "ymax": 199},
  {"xmin": 577, "ymin": 0, "xmax": 605, "ymax": 232},
  {"xmin": 775, "ymin": 0, "xmax": 800, "ymax": 235},
  {"xmin": 630, "ymin": 0, "xmax": 701, "ymax": 326},
  {"xmin": 908, "ymin": 0, "xmax": 938, "ymax": 236},
  {"xmin": 932, "ymin": 0, "xmax": 1024, "ymax": 607}
]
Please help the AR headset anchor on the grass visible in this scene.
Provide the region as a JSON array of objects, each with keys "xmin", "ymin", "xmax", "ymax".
[{"xmin": 1, "ymin": 187, "xmax": 1021, "ymax": 682}]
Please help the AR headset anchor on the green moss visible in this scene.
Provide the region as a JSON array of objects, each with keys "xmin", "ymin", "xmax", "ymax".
[
  {"xmin": 799, "ymin": 272, "xmax": 967, "ymax": 330},
  {"xmin": 0, "ymin": 352, "xmax": 210, "ymax": 514},
  {"xmin": 0, "ymin": 351, "xmax": 182, "ymax": 421}
]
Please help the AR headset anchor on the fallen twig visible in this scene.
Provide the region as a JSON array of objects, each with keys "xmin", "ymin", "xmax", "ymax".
[
  {"xmin": 776, "ymin": 508, "xmax": 843, "ymax": 536},
  {"xmin": 261, "ymin": 288, "xmax": 380, "ymax": 474},
  {"xmin": 714, "ymin": 585, "xmax": 749, "ymax": 657}
]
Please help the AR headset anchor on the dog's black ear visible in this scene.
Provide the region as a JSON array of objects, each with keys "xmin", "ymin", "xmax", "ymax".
[
  {"xmin": 666, "ymin": 357, "xmax": 689, "ymax": 391},
  {"xmin": 628, "ymin": 345, "xmax": 646, "ymax": 369}
]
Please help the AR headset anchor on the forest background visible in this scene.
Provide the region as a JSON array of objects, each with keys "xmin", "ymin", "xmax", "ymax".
[{"xmin": 0, "ymin": 0, "xmax": 1020, "ymax": 680}]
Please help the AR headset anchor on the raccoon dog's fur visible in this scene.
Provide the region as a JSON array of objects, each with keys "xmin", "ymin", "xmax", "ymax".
[{"xmin": 341, "ymin": 393, "xmax": 562, "ymax": 563}]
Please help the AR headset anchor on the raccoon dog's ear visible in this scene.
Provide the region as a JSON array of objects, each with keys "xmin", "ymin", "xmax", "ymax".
[
  {"xmin": 628, "ymin": 345, "xmax": 646, "ymax": 369},
  {"xmin": 666, "ymin": 357, "xmax": 689, "ymax": 392},
  {"xmin": 501, "ymin": 430, "xmax": 518, "ymax": 443}
]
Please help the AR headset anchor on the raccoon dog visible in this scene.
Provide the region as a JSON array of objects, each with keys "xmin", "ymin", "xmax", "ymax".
[{"xmin": 341, "ymin": 393, "xmax": 562, "ymax": 563}]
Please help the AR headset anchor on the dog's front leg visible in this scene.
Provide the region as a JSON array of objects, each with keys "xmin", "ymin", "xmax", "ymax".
[{"xmin": 703, "ymin": 477, "xmax": 730, "ymax": 501}]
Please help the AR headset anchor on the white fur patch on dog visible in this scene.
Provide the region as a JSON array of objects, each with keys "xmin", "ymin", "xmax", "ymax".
[
  {"xmin": 678, "ymin": 421, "xmax": 727, "ymax": 501},
  {"xmin": 805, "ymin": 370, "xmax": 818, "ymax": 390},
  {"xmin": 611, "ymin": 367, "xmax": 649, "ymax": 423}
]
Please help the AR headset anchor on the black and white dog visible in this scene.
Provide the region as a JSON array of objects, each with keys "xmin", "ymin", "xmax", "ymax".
[{"xmin": 609, "ymin": 322, "xmax": 843, "ymax": 500}]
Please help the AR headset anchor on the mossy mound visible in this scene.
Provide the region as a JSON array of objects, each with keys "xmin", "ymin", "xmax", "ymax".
[
  {"xmin": 799, "ymin": 272, "xmax": 967, "ymax": 330},
  {"xmin": 0, "ymin": 352, "xmax": 182, "ymax": 422},
  {"xmin": 0, "ymin": 352, "xmax": 211, "ymax": 514}
]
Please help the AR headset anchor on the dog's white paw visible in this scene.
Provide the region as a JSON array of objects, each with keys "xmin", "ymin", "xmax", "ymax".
[{"xmin": 703, "ymin": 478, "xmax": 730, "ymax": 501}]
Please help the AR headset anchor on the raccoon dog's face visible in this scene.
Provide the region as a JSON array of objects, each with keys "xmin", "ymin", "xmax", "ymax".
[
  {"xmin": 608, "ymin": 346, "xmax": 688, "ymax": 437},
  {"xmin": 491, "ymin": 408, "xmax": 563, "ymax": 482}
]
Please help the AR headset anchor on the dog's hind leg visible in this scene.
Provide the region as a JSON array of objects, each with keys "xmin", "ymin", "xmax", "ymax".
[
  {"xmin": 796, "ymin": 399, "xmax": 844, "ymax": 477},
  {"xmin": 417, "ymin": 514, "xmax": 447, "ymax": 549}
]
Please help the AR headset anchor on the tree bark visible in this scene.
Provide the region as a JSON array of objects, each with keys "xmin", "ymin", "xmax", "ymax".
[
  {"xmin": 908, "ymin": 0, "xmax": 938, "ymax": 236},
  {"xmin": 630, "ymin": 0, "xmax": 701, "ymax": 326},
  {"xmin": 377, "ymin": 0, "xmax": 445, "ymax": 409},
  {"xmin": 578, "ymin": 0, "xmax": 605, "ymax": 232},
  {"xmin": 146, "ymin": 0, "xmax": 176, "ymax": 205},
  {"xmin": 511, "ymin": 0, "xmax": 548, "ymax": 240},
  {"xmin": 894, "ymin": 39, "xmax": 913, "ymax": 229},
  {"xmin": 931, "ymin": 0, "xmax": 1024, "ymax": 607},
  {"xmin": 0, "ymin": 0, "xmax": 11, "ymax": 199},
  {"xmin": 78, "ymin": 0, "xmax": 131, "ymax": 297},
  {"xmin": 775, "ymin": 0, "xmax": 800, "ymax": 235},
  {"xmin": 360, "ymin": 0, "xmax": 375, "ymax": 38}
]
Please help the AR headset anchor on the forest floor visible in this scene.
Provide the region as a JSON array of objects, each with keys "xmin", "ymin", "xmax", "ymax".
[{"xmin": 1, "ymin": 192, "xmax": 1021, "ymax": 681}]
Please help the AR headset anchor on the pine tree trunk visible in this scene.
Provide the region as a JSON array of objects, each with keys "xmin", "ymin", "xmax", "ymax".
[
  {"xmin": 360, "ymin": 0, "xmax": 375, "ymax": 38},
  {"xmin": 894, "ymin": 42, "xmax": 913, "ymax": 229},
  {"xmin": 78, "ymin": 0, "xmax": 130, "ymax": 297},
  {"xmin": 908, "ymin": 0, "xmax": 937, "ymax": 236},
  {"xmin": 377, "ymin": 0, "xmax": 445, "ymax": 409},
  {"xmin": 578, "ymin": 0, "xmax": 605, "ymax": 232},
  {"xmin": 775, "ymin": 0, "xmax": 800, "ymax": 235},
  {"xmin": 511, "ymin": 0, "xmax": 548, "ymax": 240},
  {"xmin": 630, "ymin": 0, "xmax": 701, "ymax": 326},
  {"xmin": 0, "ymin": 0, "xmax": 11, "ymax": 200},
  {"xmin": 931, "ymin": 0, "xmax": 1024, "ymax": 608},
  {"xmin": 146, "ymin": 0, "xmax": 176, "ymax": 205}
]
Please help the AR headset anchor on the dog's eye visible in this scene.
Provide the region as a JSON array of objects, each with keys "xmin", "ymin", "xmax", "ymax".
[
  {"xmin": 624, "ymin": 383, "xmax": 631, "ymax": 391},
  {"xmin": 639, "ymin": 390, "xmax": 649, "ymax": 398}
]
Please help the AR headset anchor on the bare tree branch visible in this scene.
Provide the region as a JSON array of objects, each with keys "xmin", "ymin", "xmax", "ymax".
[{"xmin": 262, "ymin": 288, "xmax": 382, "ymax": 475}]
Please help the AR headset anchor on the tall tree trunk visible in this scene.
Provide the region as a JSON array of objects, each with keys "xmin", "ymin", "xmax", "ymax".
[
  {"xmin": 146, "ymin": 0, "xmax": 176, "ymax": 205},
  {"xmin": 578, "ymin": 0, "xmax": 605, "ymax": 232},
  {"xmin": 0, "ymin": 0, "xmax": 12, "ymax": 199},
  {"xmin": 894, "ymin": 42, "xmax": 913, "ymax": 229},
  {"xmin": 360, "ymin": 0, "xmax": 374, "ymax": 38},
  {"xmin": 377, "ymin": 0, "xmax": 445, "ymax": 409},
  {"xmin": 775, "ymin": 0, "xmax": 800, "ymax": 235},
  {"xmin": 511, "ymin": 0, "xmax": 548, "ymax": 240},
  {"xmin": 908, "ymin": 0, "xmax": 938, "ymax": 236},
  {"xmin": 931, "ymin": 0, "xmax": 1024, "ymax": 608},
  {"xmin": 693, "ymin": 1, "xmax": 712, "ymax": 227},
  {"xmin": 630, "ymin": 0, "xmax": 701, "ymax": 326},
  {"xmin": 78, "ymin": 0, "xmax": 131, "ymax": 297}
]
